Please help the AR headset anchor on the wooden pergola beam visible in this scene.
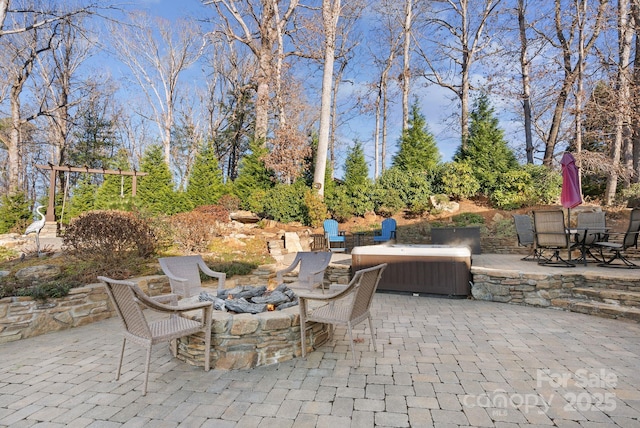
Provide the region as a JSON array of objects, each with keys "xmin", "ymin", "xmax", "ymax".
[{"xmin": 35, "ymin": 164, "xmax": 148, "ymax": 223}]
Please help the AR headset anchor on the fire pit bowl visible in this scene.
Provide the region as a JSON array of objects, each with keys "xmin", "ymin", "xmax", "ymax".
[{"xmin": 175, "ymin": 294, "xmax": 330, "ymax": 370}]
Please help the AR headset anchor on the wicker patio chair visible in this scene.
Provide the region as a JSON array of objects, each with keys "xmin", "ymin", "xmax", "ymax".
[
  {"xmin": 98, "ymin": 276, "xmax": 213, "ymax": 395},
  {"xmin": 533, "ymin": 210, "xmax": 577, "ymax": 267},
  {"xmin": 297, "ymin": 263, "xmax": 387, "ymax": 365},
  {"xmin": 159, "ymin": 255, "xmax": 226, "ymax": 298},
  {"xmin": 513, "ymin": 214, "xmax": 539, "ymax": 261},
  {"xmin": 594, "ymin": 208, "xmax": 640, "ymax": 268},
  {"xmin": 275, "ymin": 251, "xmax": 332, "ymax": 292}
]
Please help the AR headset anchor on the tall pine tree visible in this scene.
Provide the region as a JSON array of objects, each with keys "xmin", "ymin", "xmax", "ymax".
[
  {"xmin": 186, "ymin": 142, "xmax": 226, "ymax": 208},
  {"xmin": 137, "ymin": 145, "xmax": 181, "ymax": 215},
  {"xmin": 343, "ymin": 141, "xmax": 373, "ymax": 216},
  {"xmin": 455, "ymin": 94, "xmax": 518, "ymax": 193},
  {"xmin": 393, "ymin": 102, "xmax": 441, "ymax": 172},
  {"xmin": 232, "ymin": 139, "xmax": 274, "ymax": 212},
  {"xmin": 94, "ymin": 149, "xmax": 133, "ymax": 211}
]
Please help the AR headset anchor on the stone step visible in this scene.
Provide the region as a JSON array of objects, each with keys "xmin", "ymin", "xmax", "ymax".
[
  {"xmin": 551, "ymin": 298, "xmax": 640, "ymax": 322},
  {"xmin": 571, "ymin": 287, "xmax": 640, "ymax": 307}
]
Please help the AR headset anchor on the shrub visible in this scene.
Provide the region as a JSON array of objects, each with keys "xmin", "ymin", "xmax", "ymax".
[
  {"xmin": 489, "ymin": 165, "xmax": 561, "ymax": 209},
  {"xmin": 325, "ymin": 186, "xmax": 354, "ymax": 222},
  {"xmin": 262, "ymin": 181, "xmax": 308, "ymax": 224},
  {"xmin": 18, "ymin": 280, "xmax": 75, "ymax": 303},
  {"xmin": 490, "ymin": 168, "xmax": 534, "ymax": 209},
  {"xmin": 193, "ymin": 204, "xmax": 231, "ymax": 223},
  {"xmin": 208, "ymin": 261, "xmax": 257, "ymax": 277},
  {"xmin": 622, "ymin": 183, "xmax": 640, "ymax": 206},
  {"xmin": 169, "ymin": 210, "xmax": 217, "ymax": 253},
  {"xmin": 371, "ymin": 186, "xmax": 404, "ymax": 217},
  {"xmin": 63, "ymin": 210, "xmax": 156, "ymax": 261},
  {"xmin": 0, "ymin": 192, "xmax": 32, "ymax": 234},
  {"xmin": 217, "ymin": 194, "xmax": 241, "ymax": 212},
  {"xmin": 372, "ymin": 167, "xmax": 432, "ymax": 216},
  {"xmin": 439, "ymin": 161, "xmax": 480, "ymax": 200},
  {"xmin": 304, "ymin": 189, "xmax": 328, "ymax": 227},
  {"xmin": 452, "ymin": 212, "xmax": 485, "ymax": 226}
]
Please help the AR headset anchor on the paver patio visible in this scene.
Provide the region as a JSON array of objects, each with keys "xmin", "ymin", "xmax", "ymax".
[{"xmin": 1, "ymin": 285, "xmax": 640, "ymax": 427}]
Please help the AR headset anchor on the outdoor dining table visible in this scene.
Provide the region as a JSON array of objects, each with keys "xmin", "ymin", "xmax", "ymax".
[{"xmin": 568, "ymin": 227, "xmax": 609, "ymax": 265}]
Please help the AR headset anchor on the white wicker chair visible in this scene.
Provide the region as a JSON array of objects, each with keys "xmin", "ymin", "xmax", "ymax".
[
  {"xmin": 275, "ymin": 251, "xmax": 332, "ymax": 292},
  {"xmin": 159, "ymin": 255, "xmax": 226, "ymax": 297},
  {"xmin": 297, "ymin": 263, "xmax": 387, "ymax": 365},
  {"xmin": 98, "ymin": 276, "xmax": 213, "ymax": 395}
]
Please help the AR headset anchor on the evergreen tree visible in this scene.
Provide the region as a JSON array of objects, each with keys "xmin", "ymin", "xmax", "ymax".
[
  {"xmin": 64, "ymin": 176, "xmax": 97, "ymax": 222},
  {"xmin": 69, "ymin": 96, "xmax": 118, "ymax": 171},
  {"xmin": 455, "ymin": 93, "xmax": 518, "ymax": 193},
  {"xmin": 137, "ymin": 145, "xmax": 181, "ymax": 215},
  {"xmin": 94, "ymin": 149, "xmax": 134, "ymax": 211},
  {"xmin": 232, "ymin": 139, "xmax": 274, "ymax": 212},
  {"xmin": 0, "ymin": 192, "xmax": 32, "ymax": 234},
  {"xmin": 393, "ymin": 102, "xmax": 441, "ymax": 172},
  {"xmin": 186, "ymin": 142, "xmax": 226, "ymax": 208},
  {"xmin": 342, "ymin": 141, "xmax": 373, "ymax": 216}
]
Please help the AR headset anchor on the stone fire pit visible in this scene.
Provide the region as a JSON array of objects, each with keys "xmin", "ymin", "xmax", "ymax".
[{"xmin": 175, "ymin": 294, "xmax": 330, "ymax": 370}]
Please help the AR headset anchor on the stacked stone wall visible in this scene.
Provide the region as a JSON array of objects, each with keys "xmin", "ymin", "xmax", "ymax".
[{"xmin": 471, "ymin": 267, "xmax": 639, "ymax": 308}]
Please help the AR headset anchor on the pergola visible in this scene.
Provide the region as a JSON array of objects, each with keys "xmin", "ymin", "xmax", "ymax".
[{"xmin": 35, "ymin": 164, "xmax": 148, "ymax": 223}]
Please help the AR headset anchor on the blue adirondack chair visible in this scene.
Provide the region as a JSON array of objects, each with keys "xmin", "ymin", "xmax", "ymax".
[
  {"xmin": 373, "ymin": 218, "xmax": 397, "ymax": 243},
  {"xmin": 323, "ymin": 219, "xmax": 346, "ymax": 252}
]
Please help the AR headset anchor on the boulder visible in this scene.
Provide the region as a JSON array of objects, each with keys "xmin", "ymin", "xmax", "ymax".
[{"xmin": 15, "ymin": 265, "xmax": 61, "ymax": 282}]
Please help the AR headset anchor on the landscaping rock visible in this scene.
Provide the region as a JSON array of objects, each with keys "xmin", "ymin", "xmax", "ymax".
[{"xmin": 15, "ymin": 265, "xmax": 61, "ymax": 282}]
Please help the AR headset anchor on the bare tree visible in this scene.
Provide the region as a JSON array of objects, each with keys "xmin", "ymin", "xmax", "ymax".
[
  {"xmin": 369, "ymin": 0, "xmax": 402, "ymax": 178},
  {"xmin": 401, "ymin": 0, "xmax": 413, "ymax": 131},
  {"xmin": 538, "ymin": 0, "xmax": 607, "ymax": 166},
  {"xmin": 203, "ymin": 0, "xmax": 299, "ymax": 144},
  {"xmin": 414, "ymin": 0, "xmax": 503, "ymax": 149},
  {"xmin": 313, "ymin": 0, "xmax": 341, "ymax": 197},
  {"xmin": 109, "ymin": 12, "xmax": 205, "ymax": 165},
  {"xmin": 0, "ymin": 0, "xmax": 100, "ymax": 38},
  {"xmin": 632, "ymin": 0, "xmax": 640, "ymax": 184},
  {"xmin": 604, "ymin": 0, "xmax": 633, "ymax": 204},
  {"xmin": 0, "ymin": 1, "xmax": 98, "ymax": 194},
  {"xmin": 517, "ymin": 0, "xmax": 535, "ymax": 163},
  {"xmin": 0, "ymin": 17, "xmax": 56, "ymax": 193}
]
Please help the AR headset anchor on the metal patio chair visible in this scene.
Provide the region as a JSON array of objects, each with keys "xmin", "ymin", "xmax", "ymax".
[
  {"xmin": 594, "ymin": 208, "xmax": 640, "ymax": 268},
  {"xmin": 574, "ymin": 211, "xmax": 607, "ymax": 265},
  {"xmin": 533, "ymin": 210, "xmax": 577, "ymax": 267},
  {"xmin": 513, "ymin": 214, "xmax": 539, "ymax": 261}
]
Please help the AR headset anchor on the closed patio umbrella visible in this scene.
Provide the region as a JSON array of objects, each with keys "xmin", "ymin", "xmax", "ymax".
[
  {"xmin": 560, "ymin": 152, "xmax": 582, "ymax": 259},
  {"xmin": 560, "ymin": 152, "xmax": 582, "ymax": 213},
  {"xmin": 560, "ymin": 152, "xmax": 582, "ymax": 260}
]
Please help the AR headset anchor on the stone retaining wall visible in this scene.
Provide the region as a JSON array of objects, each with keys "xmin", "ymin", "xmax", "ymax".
[
  {"xmin": 0, "ymin": 263, "xmax": 351, "ymax": 344},
  {"xmin": 0, "ymin": 275, "xmax": 171, "ymax": 344},
  {"xmin": 470, "ymin": 267, "xmax": 640, "ymax": 307}
]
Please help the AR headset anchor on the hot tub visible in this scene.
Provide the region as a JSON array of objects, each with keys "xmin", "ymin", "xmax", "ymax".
[{"xmin": 351, "ymin": 244, "xmax": 471, "ymax": 296}]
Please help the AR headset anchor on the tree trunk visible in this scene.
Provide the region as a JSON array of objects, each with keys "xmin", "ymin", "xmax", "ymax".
[
  {"xmin": 402, "ymin": 0, "xmax": 412, "ymax": 131},
  {"xmin": 633, "ymin": 0, "xmax": 640, "ymax": 184},
  {"xmin": 314, "ymin": 0, "xmax": 341, "ymax": 197},
  {"xmin": 605, "ymin": 0, "xmax": 634, "ymax": 205},
  {"xmin": 517, "ymin": 0, "xmax": 534, "ymax": 164}
]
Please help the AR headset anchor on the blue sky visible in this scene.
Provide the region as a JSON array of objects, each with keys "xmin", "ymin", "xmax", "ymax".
[{"xmin": 116, "ymin": 0, "xmax": 522, "ymax": 173}]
